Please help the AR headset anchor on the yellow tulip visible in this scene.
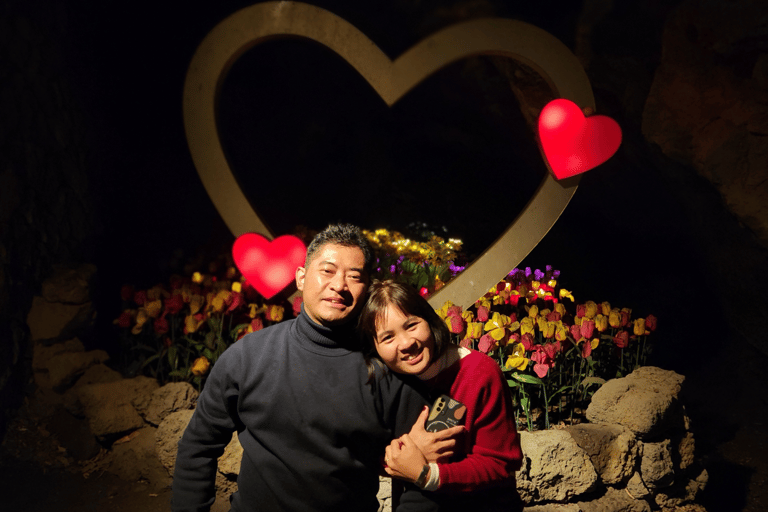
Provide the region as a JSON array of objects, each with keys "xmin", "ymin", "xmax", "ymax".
[
  {"xmin": 231, "ymin": 281, "xmax": 242, "ymax": 293},
  {"xmin": 609, "ymin": 308, "xmax": 622, "ymax": 328},
  {"xmin": 266, "ymin": 305, "xmax": 285, "ymax": 322},
  {"xmin": 484, "ymin": 312, "xmax": 511, "ymax": 340},
  {"xmin": 591, "ymin": 338, "xmax": 600, "ymax": 350},
  {"xmin": 184, "ymin": 314, "xmax": 206, "ymax": 334},
  {"xmin": 633, "ymin": 318, "xmax": 646, "ymax": 336},
  {"xmin": 520, "ymin": 316, "xmax": 535, "ymax": 336},
  {"xmin": 537, "ymin": 316, "xmax": 548, "ymax": 332},
  {"xmin": 461, "ymin": 309, "xmax": 474, "ymax": 323},
  {"xmin": 555, "ymin": 322, "xmax": 568, "ymax": 342},
  {"xmin": 191, "ymin": 356, "xmax": 211, "ymax": 376},
  {"xmin": 559, "ymin": 289, "xmax": 574, "ymax": 301},
  {"xmin": 584, "ymin": 301, "xmax": 598, "ymax": 319},
  {"xmin": 527, "ymin": 304, "xmax": 539, "ymax": 318},
  {"xmin": 466, "ymin": 322, "xmax": 484, "ymax": 339},
  {"xmin": 132, "ymin": 308, "xmax": 149, "ymax": 335},
  {"xmin": 505, "ymin": 343, "xmax": 529, "ymax": 370},
  {"xmin": 541, "ymin": 319, "xmax": 555, "ymax": 339},
  {"xmin": 492, "ymin": 294, "xmax": 505, "ymax": 306},
  {"xmin": 192, "ymin": 272, "xmax": 204, "ymax": 284},
  {"xmin": 601, "ymin": 301, "xmax": 612, "ymax": 316},
  {"xmin": 145, "ymin": 299, "xmax": 163, "ymax": 319},
  {"xmin": 554, "ymin": 302, "xmax": 567, "ymax": 318},
  {"xmin": 531, "ymin": 280, "xmax": 541, "ymax": 291},
  {"xmin": 595, "ymin": 314, "xmax": 608, "ymax": 333},
  {"xmin": 189, "ymin": 295, "xmax": 205, "ymax": 315},
  {"xmin": 436, "ymin": 301, "xmax": 454, "ymax": 319},
  {"xmin": 574, "ymin": 315, "xmax": 583, "ymax": 327}
]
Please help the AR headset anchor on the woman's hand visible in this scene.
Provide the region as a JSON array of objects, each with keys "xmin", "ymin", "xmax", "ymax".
[
  {"xmin": 408, "ymin": 406, "xmax": 464, "ymax": 463},
  {"xmin": 383, "ymin": 434, "xmax": 428, "ymax": 483}
]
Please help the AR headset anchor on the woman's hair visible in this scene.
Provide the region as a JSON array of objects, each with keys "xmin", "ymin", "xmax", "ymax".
[{"xmin": 358, "ymin": 280, "xmax": 452, "ymax": 381}]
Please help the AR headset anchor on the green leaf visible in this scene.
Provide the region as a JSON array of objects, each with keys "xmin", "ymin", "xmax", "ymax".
[
  {"xmin": 506, "ymin": 379, "xmax": 520, "ymax": 389},
  {"xmin": 203, "ymin": 348, "xmax": 215, "ymax": 360},
  {"xmin": 168, "ymin": 369, "xmax": 187, "ymax": 379},
  {"xmin": 140, "ymin": 353, "xmax": 160, "ymax": 369},
  {"xmin": 509, "ymin": 372, "xmax": 544, "ymax": 386},
  {"xmin": 167, "ymin": 346, "xmax": 178, "ymax": 370},
  {"xmin": 580, "ymin": 376, "xmax": 606, "ymax": 388},
  {"xmin": 230, "ymin": 323, "xmax": 249, "ymax": 338}
]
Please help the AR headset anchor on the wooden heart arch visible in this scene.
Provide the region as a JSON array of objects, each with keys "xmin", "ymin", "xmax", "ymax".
[{"xmin": 183, "ymin": 1, "xmax": 594, "ymax": 308}]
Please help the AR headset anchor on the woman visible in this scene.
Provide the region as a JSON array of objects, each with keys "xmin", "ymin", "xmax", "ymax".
[{"xmin": 358, "ymin": 280, "xmax": 523, "ymax": 511}]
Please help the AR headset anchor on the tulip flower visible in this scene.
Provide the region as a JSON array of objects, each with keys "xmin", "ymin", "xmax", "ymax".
[
  {"xmin": 134, "ymin": 290, "xmax": 147, "ymax": 306},
  {"xmin": 520, "ymin": 333, "xmax": 535, "ymax": 351},
  {"xmin": 446, "ymin": 315, "xmax": 465, "ymax": 334},
  {"xmin": 576, "ymin": 304, "xmax": 586, "ymax": 318},
  {"xmin": 191, "ymin": 356, "xmax": 211, "ymax": 376},
  {"xmin": 165, "ymin": 293, "xmax": 184, "ymax": 315},
  {"xmin": 485, "ymin": 312, "xmax": 511, "ymax": 340},
  {"xmin": 645, "ymin": 314, "xmax": 657, "ymax": 332},
  {"xmin": 570, "ymin": 324, "xmax": 583, "ymax": 342},
  {"xmin": 580, "ymin": 319, "xmax": 595, "ymax": 340},
  {"xmin": 292, "ymin": 296, "xmax": 303, "ymax": 317},
  {"xmin": 478, "ymin": 334, "xmax": 497, "ymax": 354},
  {"xmin": 476, "ymin": 305, "xmax": 490, "ymax": 323},
  {"xmin": 555, "ymin": 322, "xmax": 568, "ymax": 342},
  {"xmin": 608, "ymin": 309, "xmax": 622, "ymax": 328},
  {"xmin": 613, "ymin": 331, "xmax": 629, "ymax": 348},
  {"xmin": 600, "ymin": 301, "xmax": 612, "ymax": 316},
  {"xmin": 520, "ymin": 316, "xmax": 536, "ymax": 337},
  {"xmin": 114, "ymin": 310, "xmax": 133, "ymax": 329},
  {"xmin": 184, "ymin": 313, "xmax": 207, "ymax": 334},
  {"xmin": 594, "ymin": 314, "xmax": 608, "ymax": 333},
  {"xmin": 132, "ymin": 308, "xmax": 149, "ymax": 335},
  {"xmin": 633, "ymin": 318, "xmax": 647, "ymax": 336},
  {"xmin": 505, "ymin": 343, "xmax": 529, "ymax": 371},
  {"xmin": 620, "ymin": 308, "xmax": 631, "ymax": 328},
  {"xmin": 153, "ymin": 316, "xmax": 169, "ymax": 335},
  {"xmin": 554, "ymin": 302, "xmax": 567, "ymax": 318},
  {"xmin": 466, "ymin": 322, "xmax": 484, "ymax": 339},
  {"xmin": 265, "ymin": 305, "xmax": 285, "ymax": 322},
  {"xmin": 584, "ymin": 301, "xmax": 598, "ymax": 319}
]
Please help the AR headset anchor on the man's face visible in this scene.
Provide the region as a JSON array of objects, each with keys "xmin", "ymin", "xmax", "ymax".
[{"xmin": 295, "ymin": 243, "xmax": 368, "ymax": 327}]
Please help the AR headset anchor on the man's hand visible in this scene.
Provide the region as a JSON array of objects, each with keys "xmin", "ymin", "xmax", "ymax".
[
  {"xmin": 408, "ymin": 406, "xmax": 464, "ymax": 463},
  {"xmin": 384, "ymin": 434, "xmax": 427, "ymax": 483}
]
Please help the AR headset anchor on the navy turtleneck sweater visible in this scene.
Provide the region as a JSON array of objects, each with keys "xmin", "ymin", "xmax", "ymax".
[{"xmin": 171, "ymin": 309, "xmax": 432, "ymax": 512}]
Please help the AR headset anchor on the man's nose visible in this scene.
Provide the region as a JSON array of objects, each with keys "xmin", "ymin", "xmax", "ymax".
[{"xmin": 329, "ymin": 273, "xmax": 347, "ymax": 291}]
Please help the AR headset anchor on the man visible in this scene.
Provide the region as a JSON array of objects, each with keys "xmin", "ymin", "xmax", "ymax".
[{"xmin": 172, "ymin": 224, "xmax": 454, "ymax": 511}]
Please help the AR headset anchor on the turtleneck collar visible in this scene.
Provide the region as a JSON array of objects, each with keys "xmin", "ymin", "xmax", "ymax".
[{"xmin": 293, "ymin": 303, "xmax": 362, "ymax": 355}]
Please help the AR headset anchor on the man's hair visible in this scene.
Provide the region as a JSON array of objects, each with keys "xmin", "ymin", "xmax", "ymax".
[
  {"xmin": 358, "ymin": 280, "xmax": 451, "ymax": 380},
  {"xmin": 305, "ymin": 223, "xmax": 374, "ymax": 274}
]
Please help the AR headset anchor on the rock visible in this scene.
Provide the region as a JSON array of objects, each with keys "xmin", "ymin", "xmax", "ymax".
[
  {"xmin": 523, "ymin": 504, "xmax": 581, "ymax": 511},
  {"xmin": 626, "ymin": 471, "xmax": 651, "ymax": 500},
  {"xmin": 26, "ymin": 296, "xmax": 94, "ymax": 341},
  {"xmin": 642, "ymin": 0, "xmax": 768, "ymax": 249},
  {"xmin": 516, "ymin": 430, "xmax": 598, "ymax": 503},
  {"xmin": 144, "ymin": 382, "xmax": 198, "ymax": 426},
  {"xmin": 62, "ymin": 363, "xmax": 123, "ymax": 415},
  {"xmin": 567, "ymin": 423, "xmax": 639, "ymax": 485},
  {"xmin": 217, "ymin": 431, "xmax": 243, "ymax": 477},
  {"xmin": 104, "ymin": 426, "xmax": 172, "ymax": 487},
  {"xmin": 32, "ymin": 338, "xmax": 84, "ymax": 388},
  {"xmin": 156, "ymin": 409, "xmax": 194, "ymax": 475},
  {"xmin": 76, "ymin": 376, "xmax": 158, "ymax": 438},
  {"xmin": 654, "ymin": 468, "xmax": 708, "ymax": 510},
  {"xmin": 676, "ymin": 432, "xmax": 696, "ymax": 472},
  {"xmin": 41, "ymin": 263, "xmax": 96, "ymax": 305},
  {"xmin": 586, "ymin": 367, "xmax": 685, "ymax": 439},
  {"xmin": 640, "ymin": 439, "xmax": 675, "ymax": 489},
  {"xmin": 576, "ymin": 487, "xmax": 651, "ymax": 512},
  {"xmin": 46, "ymin": 349, "xmax": 109, "ymax": 391}
]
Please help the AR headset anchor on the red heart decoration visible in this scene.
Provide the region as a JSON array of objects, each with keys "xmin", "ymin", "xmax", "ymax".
[
  {"xmin": 538, "ymin": 99, "xmax": 622, "ymax": 180},
  {"xmin": 232, "ymin": 233, "xmax": 306, "ymax": 299}
]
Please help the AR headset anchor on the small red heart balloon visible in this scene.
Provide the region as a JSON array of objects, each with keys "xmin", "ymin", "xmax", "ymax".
[
  {"xmin": 232, "ymin": 233, "xmax": 306, "ymax": 299},
  {"xmin": 538, "ymin": 99, "xmax": 622, "ymax": 180}
]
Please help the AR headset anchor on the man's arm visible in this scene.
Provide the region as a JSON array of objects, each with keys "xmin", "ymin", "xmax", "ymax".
[{"xmin": 171, "ymin": 347, "xmax": 242, "ymax": 512}]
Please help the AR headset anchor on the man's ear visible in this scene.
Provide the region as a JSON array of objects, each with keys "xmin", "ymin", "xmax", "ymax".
[{"xmin": 295, "ymin": 266, "xmax": 306, "ymax": 292}]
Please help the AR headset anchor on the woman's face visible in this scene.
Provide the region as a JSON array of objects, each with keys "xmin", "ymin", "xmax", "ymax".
[{"xmin": 374, "ymin": 304, "xmax": 435, "ymax": 376}]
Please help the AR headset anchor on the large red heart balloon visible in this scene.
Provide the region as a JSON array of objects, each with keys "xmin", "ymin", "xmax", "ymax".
[
  {"xmin": 538, "ymin": 99, "xmax": 622, "ymax": 180},
  {"xmin": 232, "ymin": 233, "xmax": 306, "ymax": 299}
]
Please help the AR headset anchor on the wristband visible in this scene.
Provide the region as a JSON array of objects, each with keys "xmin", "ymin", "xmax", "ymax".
[{"xmin": 415, "ymin": 464, "xmax": 430, "ymax": 488}]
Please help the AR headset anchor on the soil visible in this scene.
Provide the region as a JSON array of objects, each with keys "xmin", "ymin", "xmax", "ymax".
[{"xmin": 1, "ymin": 328, "xmax": 766, "ymax": 511}]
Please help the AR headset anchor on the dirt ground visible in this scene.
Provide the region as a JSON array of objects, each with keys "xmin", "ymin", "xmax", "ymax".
[{"xmin": 1, "ymin": 329, "xmax": 766, "ymax": 512}]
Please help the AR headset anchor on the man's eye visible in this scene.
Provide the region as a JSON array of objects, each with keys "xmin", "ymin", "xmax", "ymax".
[{"xmin": 349, "ymin": 274, "xmax": 361, "ymax": 281}]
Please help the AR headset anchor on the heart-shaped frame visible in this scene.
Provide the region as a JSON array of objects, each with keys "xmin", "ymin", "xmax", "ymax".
[{"xmin": 183, "ymin": 1, "xmax": 594, "ymax": 308}]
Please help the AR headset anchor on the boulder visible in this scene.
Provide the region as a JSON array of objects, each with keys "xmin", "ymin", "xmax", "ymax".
[
  {"xmin": 567, "ymin": 423, "xmax": 639, "ymax": 485},
  {"xmin": 516, "ymin": 429, "xmax": 598, "ymax": 503},
  {"xmin": 32, "ymin": 338, "xmax": 85, "ymax": 388},
  {"xmin": 640, "ymin": 439, "xmax": 675, "ymax": 489},
  {"xmin": 217, "ymin": 431, "xmax": 243, "ymax": 478},
  {"xmin": 653, "ymin": 468, "xmax": 709, "ymax": 511},
  {"xmin": 41, "ymin": 264, "xmax": 96, "ymax": 305},
  {"xmin": 156, "ymin": 409, "xmax": 194, "ymax": 476},
  {"xmin": 46, "ymin": 349, "xmax": 109, "ymax": 391},
  {"xmin": 26, "ymin": 296, "xmax": 94, "ymax": 342},
  {"xmin": 105, "ymin": 426, "xmax": 172, "ymax": 487},
  {"xmin": 586, "ymin": 367, "xmax": 685, "ymax": 439},
  {"xmin": 76, "ymin": 376, "xmax": 158, "ymax": 438},
  {"xmin": 144, "ymin": 382, "xmax": 198, "ymax": 426},
  {"xmin": 576, "ymin": 487, "xmax": 652, "ymax": 512}
]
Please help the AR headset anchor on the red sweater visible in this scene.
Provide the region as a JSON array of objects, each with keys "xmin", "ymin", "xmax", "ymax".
[{"xmin": 428, "ymin": 350, "xmax": 523, "ymax": 493}]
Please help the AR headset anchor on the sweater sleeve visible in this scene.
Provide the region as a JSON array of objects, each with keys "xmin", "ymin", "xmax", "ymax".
[
  {"xmin": 438, "ymin": 356, "xmax": 523, "ymax": 492},
  {"xmin": 171, "ymin": 344, "xmax": 243, "ymax": 512}
]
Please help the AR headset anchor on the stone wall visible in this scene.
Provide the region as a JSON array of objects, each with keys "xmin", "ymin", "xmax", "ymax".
[{"xmin": 0, "ymin": 0, "xmax": 97, "ymax": 438}]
